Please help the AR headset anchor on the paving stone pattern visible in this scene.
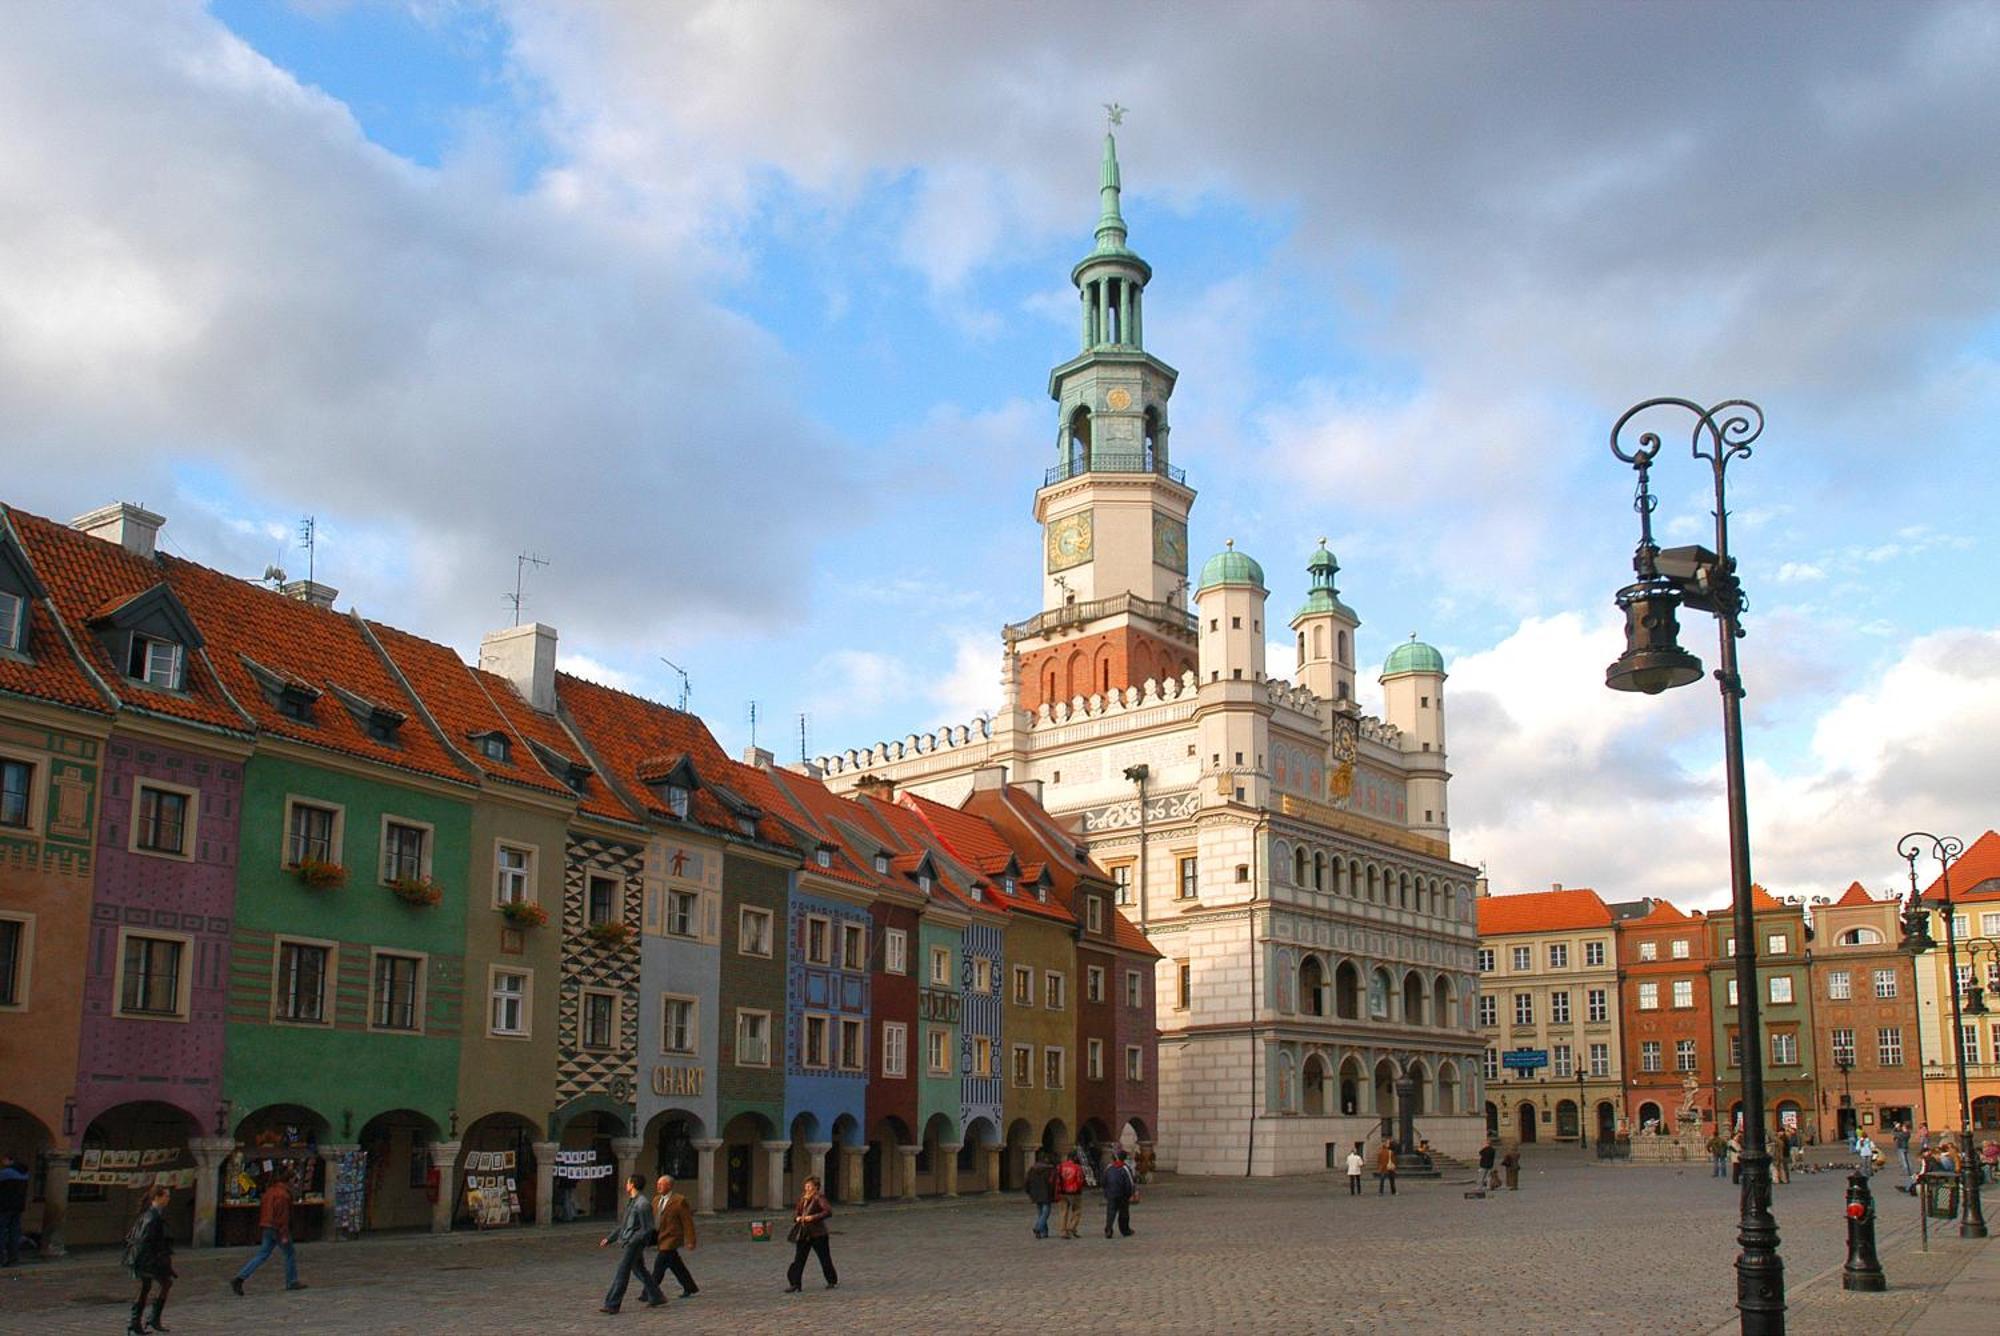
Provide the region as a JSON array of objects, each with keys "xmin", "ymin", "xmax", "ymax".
[{"xmin": 0, "ymin": 1150, "xmax": 1953, "ymax": 1334}]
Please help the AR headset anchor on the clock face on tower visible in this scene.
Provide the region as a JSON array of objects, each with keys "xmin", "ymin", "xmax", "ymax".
[
  {"xmin": 1152, "ymin": 513, "xmax": 1188, "ymax": 572},
  {"xmin": 1047, "ymin": 510, "xmax": 1094, "ymax": 573}
]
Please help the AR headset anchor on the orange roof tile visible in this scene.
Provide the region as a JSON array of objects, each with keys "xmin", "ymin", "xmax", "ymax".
[
  {"xmin": 467, "ymin": 669, "xmax": 628, "ymax": 824},
  {"xmin": 903, "ymin": 791, "xmax": 1076, "ymax": 925},
  {"xmin": 1109, "ymin": 908, "xmax": 1161, "ymax": 959},
  {"xmin": 1475, "ymin": 888, "xmax": 1613, "ymax": 935},
  {"xmin": 1833, "ymin": 881, "xmax": 1876, "ymax": 908},
  {"xmin": 554, "ymin": 673, "xmax": 759, "ymax": 837},
  {"xmin": 1920, "ymin": 831, "xmax": 2000, "ymax": 903},
  {"xmin": 6, "ymin": 506, "xmax": 247, "ymax": 733},
  {"xmin": 0, "ymin": 509, "xmax": 112, "ymax": 717},
  {"xmin": 1623, "ymin": 899, "xmax": 1691, "ymax": 927},
  {"xmin": 763, "ymin": 768, "xmax": 900, "ymax": 894},
  {"xmin": 1749, "ymin": 883, "xmax": 1787, "ymax": 913},
  {"xmin": 847, "ymin": 794, "xmax": 986, "ymax": 915}
]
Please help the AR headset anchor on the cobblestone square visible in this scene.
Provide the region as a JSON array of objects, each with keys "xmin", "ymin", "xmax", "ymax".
[{"xmin": 5, "ymin": 1148, "xmax": 1971, "ymax": 1334}]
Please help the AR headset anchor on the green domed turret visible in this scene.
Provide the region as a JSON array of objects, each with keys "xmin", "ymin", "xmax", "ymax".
[
  {"xmin": 1294, "ymin": 539, "xmax": 1356, "ymax": 622},
  {"xmin": 1197, "ymin": 539, "xmax": 1265, "ymax": 593},
  {"xmin": 1383, "ymin": 635, "xmax": 1446, "ymax": 677}
]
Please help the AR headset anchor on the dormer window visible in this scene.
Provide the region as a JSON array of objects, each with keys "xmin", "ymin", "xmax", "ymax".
[
  {"xmin": 0, "ymin": 589, "xmax": 23, "ymax": 653},
  {"xmin": 365, "ymin": 715, "xmax": 399, "ymax": 743},
  {"xmin": 969, "ymin": 882, "xmax": 981, "ymax": 901},
  {"xmin": 665, "ymin": 785, "xmax": 690, "ymax": 819},
  {"xmin": 1036, "ymin": 880, "xmax": 1049, "ymax": 904},
  {"xmin": 128, "ymin": 635, "xmax": 183, "ymax": 690},
  {"xmin": 874, "ymin": 854, "xmax": 890, "ymax": 875},
  {"xmin": 475, "ymin": 733, "xmax": 511, "ymax": 763},
  {"xmin": 816, "ymin": 848, "xmax": 833, "ymax": 869},
  {"xmin": 919, "ymin": 874, "xmax": 932, "ymax": 894},
  {"xmin": 277, "ymin": 689, "xmax": 314, "ymax": 722},
  {"xmin": 737, "ymin": 816, "xmax": 757, "ymax": 836},
  {"xmin": 1003, "ymin": 877, "xmax": 1016, "ymax": 896}
]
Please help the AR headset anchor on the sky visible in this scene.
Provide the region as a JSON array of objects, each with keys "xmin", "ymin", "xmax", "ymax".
[{"xmin": 4, "ymin": 1, "xmax": 1996, "ymax": 911}]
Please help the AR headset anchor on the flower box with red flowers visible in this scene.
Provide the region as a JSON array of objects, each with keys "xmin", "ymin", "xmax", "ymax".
[
  {"xmin": 499, "ymin": 900, "xmax": 548, "ymax": 928},
  {"xmin": 585, "ymin": 920, "xmax": 632, "ymax": 947},
  {"xmin": 387, "ymin": 876, "xmax": 443, "ymax": 907},
  {"xmin": 292, "ymin": 859, "xmax": 348, "ymax": 891}
]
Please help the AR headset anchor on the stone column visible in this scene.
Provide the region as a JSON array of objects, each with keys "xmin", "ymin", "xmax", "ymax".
[
  {"xmin": 189, "ymin": 1136, "xmax": 234, "ymax": 1248},
  {"xmin": 838, "ymin": 1146, "xmax": 866, "ymax": 1205},
  {"xmin": 38, "ymin": 1149, "xmax": 71, "ymax": 1258},
  {"xmin": 938, "ymin": 1143, "xmax": 962, "ymax": 1197},
  {"xmin": 691, "ymin": 1140, "xmax": 722, "ymax": 1215},
  {"xmin": 531, "ymin": 1141, "xmax": 559, "ymax": 1228},
  {"xmin": 611, "ymin": 1137, "xmax": 642, "ymax": 1196},
  {"xmin": 314, "ymin": 1142, "xmax": 358, "ymax": 1242},
  {"xmin": 1395, "ymin": 1077, "xmax": 1417, "ymax": 1155},
  {"xmin": 804, "ymin": 1142, "xmax": 830, "ymax": 1191},
  {"xmin": 760, "ymin": 1141, "xmax": 790, "ymax": 1212},
  {"xmin": 981, "ymin": 1144, "xmax": 1002, "ymax": 1193},
  {"xmin": 898, "ymin": 1146, "xmax": 919, "ymax": 1201},
  {"xmin": 429, "ymin": 1141, "xmax": 462, "ymax": 1234}
]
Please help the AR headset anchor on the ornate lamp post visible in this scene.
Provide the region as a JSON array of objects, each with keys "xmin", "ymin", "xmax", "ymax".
[
  {"xmin": 1604, "ymin": 397, "xmax": 1782, "ymax": 1333},
  {"xmin": 1578, "ymin": 1069, "xmax": 1589, "ymax": 1150},
  {"xmin": 1836, "ymin": 1057, "xmax": 1853, "ymax": 1141},
  {"xmin": 1898, "ymin": 833, "xmax": 1988, "ymax": 1237}
]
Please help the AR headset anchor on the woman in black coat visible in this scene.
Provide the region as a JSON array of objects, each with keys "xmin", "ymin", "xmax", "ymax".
[
  {"xmin": 127, "ymin": 1185, "xmax": 176, "ymax": 1334},
  {"xmin": 784, "ymin": 1176, "xmax": 837, "ymax": 1293}
]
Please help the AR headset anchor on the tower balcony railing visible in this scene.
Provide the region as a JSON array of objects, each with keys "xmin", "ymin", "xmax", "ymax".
[
  {"xmin": 1043, "ymin": 452, "xmax": 1186, "ymax": 487},
  {"xmin": 1002, "ymin": 591, "xmax": 1196, "ymax": 644}
]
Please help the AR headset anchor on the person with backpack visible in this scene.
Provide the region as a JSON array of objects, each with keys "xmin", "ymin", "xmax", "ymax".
[
  {"xmin": 1025, "ymin": 1151, "xmax": 1055, "ymax": 1238},
  {"xmin": 1100, "ymin": 1149, "xmax": 1136, "ymax": 1238},
  {"xmin": 229, "ymin": 1170, "xmax": 306, "ymax": 1296},
  {"xmin": 125, "ymin": 1185, "xmax": 176, "ymax": 1335},
  {"xmin": 1054, "ymin": 1150, "xmax": 1086, "ymax": 1239}
]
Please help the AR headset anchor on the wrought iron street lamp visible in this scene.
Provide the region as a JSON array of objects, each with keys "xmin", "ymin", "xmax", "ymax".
[
  {"xmin": 1604, "ymin": 397, "xmax": 1782, "ymax": 1333},
  {"xmin": 1899, "ymin": 833, "xmax": 1989, "ymax": 1237},
  {"xmin": 1578, "ymin": 1069, "xmax": 1588, "ymax": 1150}
]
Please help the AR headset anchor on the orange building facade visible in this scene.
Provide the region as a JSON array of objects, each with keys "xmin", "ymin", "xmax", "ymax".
[{"xmin": 1615, "ymin": 901, "xmax": 1716, "ymax": 1132}]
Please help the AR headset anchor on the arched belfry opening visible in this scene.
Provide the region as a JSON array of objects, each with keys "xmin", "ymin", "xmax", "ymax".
[
  {"xmin": 1143, "ymin": 407, "xmax": 1161, "ymax": 470},
  {"xmin": 1069, "ymin": 406, "xmax": 1093, "ymax": 474}
]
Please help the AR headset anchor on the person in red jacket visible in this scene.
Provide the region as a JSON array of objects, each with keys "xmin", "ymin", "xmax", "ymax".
[
  {"xmin": 1055, "ymin": 1150, "xmax": 1087, "ymax": 1239},
  {"xmin": 230, "ymin": 1171, "xmax": 307, "ymax": 1295}
]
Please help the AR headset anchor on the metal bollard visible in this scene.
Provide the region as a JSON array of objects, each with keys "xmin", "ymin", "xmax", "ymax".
[{"xmin": 1843, "ymin": 1170, "xmax": 1887, "ymax": 1291}]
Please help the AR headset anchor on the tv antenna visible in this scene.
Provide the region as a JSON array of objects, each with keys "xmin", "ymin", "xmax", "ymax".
[
  {"xmin": 506, "ymin": 552, "xmax": 550, "ymax": 625},
  {"xmin": 747, "ymin": 700, "xmax": 760, "ymax": 750},
  {"xmin": 659, "ymin": 658, "xmax": 691, "ymax": 712},
  {"xmin": 298, "ymin": 516, "xmax": 317, "ymax": 586},
  {"xmin": 798, "ymin": 712, "xmax": 811, "ymax": 764}
]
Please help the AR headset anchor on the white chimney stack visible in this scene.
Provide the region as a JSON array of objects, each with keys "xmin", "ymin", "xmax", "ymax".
[
  {"xmin": 71, "ymin": 502, "xmax": 165, "ymax": 559},
  {"xmin": 281, "ymin": 579, "xmax": 339, "ymax": 610},
  {"xmin": 481, "ymin": 622, "xmax": 559, "ymax": 713}
]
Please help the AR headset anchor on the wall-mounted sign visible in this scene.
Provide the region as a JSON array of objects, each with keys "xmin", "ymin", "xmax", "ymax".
[
  {"xmin": 1502, "ymin": 1049, "xmax": 1549, "ymax": 1072},
  {"xmin": 651, "ymin": 1065, "xmax": 704, "ymax": 1098}
]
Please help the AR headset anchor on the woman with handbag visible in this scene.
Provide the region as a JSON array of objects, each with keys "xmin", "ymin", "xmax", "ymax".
[
  {"xmin": 783, "ymin": 1176, "xmax": 837, "ymax": 1293},
  {"xmin": 125, "ymin": 1185, "xmax": 176, "ymax": 1334}
]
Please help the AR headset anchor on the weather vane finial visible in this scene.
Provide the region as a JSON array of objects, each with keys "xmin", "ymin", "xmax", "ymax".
[{"xmin": 1103, "ymin": 102, "xmax": 1126, "ymax": 129}]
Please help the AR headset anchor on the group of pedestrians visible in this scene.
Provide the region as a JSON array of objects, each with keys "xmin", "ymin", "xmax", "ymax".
[
  {"xmin": 1024, "ymin": 1148, "xmax": 1138, "ymax": 1239},
  {"xmin": 119, "ymin": 1166, "xmax": 308, "ymax": 1334},
  {"xmin": 598, "ymin": 1173, "xmax": 705, "ymax": 1313}
]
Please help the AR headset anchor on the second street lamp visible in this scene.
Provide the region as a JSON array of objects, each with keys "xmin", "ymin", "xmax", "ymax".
[
  {"xmin": 1604, "ymin": 397, "xmax": 1782, "ymax": 1333},
  {"xmin": 1899, "ymin": 833, "xmax": 1989, "ymax": 1238}
]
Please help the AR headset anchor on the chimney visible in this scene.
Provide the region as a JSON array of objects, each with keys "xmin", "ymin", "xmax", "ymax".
[
  {"xmin": 480, "ymin": 622, "xmax": 559, "ymax": 713},
  {"xmin": 854, "ymin": 774, "xmax": 896, "ymax": 800},
  {"xmin": 1475, "ymin": 874, "xmax": 1491, "ymax": 899},
  {"xmin": 1014, "ymin": 777, "xmax": 1044, "ymax": 805},
  {"xmin": 971, "ymin": 764, "xmax": 1008, "ymax": 792},
  {"xmin": 1551, "ymin": 882, "xmax": 1563, "ymax": 892},
  {"xmin": 742, "ymin": 746, "xmax": 774, "ymax": 769},
  {"xmin": 281, "ymin": 579, "xmax": 339, "ymax": 610},
  {"xmin": 71, "ymin": 502, "xmax": 165, "ymax": 559}
]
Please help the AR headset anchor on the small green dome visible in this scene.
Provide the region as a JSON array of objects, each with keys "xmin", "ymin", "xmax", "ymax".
[
  {"xmin": 1305, "ymin": 544, "xmax": 1338, "ymax": 573},
  {"xmin": 1383, "ymin": 636, "xmax": 1446, "ymax": 676},
  {"xmin": 1197, "ymin": 540, "xmax": 1265, "ymax": 593},
  {"xmin": 1294, "ymin": 539, "xmax": 1356, "ymax": 621}
]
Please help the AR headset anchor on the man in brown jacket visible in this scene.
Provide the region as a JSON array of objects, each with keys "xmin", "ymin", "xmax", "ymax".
[{"xmin": 647, "ymin": 1175, "xmax": 699, "ymax": 1298}]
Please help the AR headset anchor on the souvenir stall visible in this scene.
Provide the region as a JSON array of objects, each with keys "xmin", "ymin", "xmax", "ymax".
[{"xmin": 219, "ymin": 1113, "xmax": 326, "ymax": 1247}]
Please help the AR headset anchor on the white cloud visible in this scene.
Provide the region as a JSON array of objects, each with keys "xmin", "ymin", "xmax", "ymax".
[{"xmin": 1776, "ymin": 562, "xmax": 1826, "ymax": 584}]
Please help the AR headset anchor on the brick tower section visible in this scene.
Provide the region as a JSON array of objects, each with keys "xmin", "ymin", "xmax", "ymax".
[{"xmin": 1017, "ymin": 625, "xmax": 1195, "ymax": 713}]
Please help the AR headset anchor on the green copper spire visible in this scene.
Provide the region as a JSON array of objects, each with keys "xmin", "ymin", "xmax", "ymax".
[{"xmin": 1095, "ymin": 131, "xmax": 1130, "ymax": 256}]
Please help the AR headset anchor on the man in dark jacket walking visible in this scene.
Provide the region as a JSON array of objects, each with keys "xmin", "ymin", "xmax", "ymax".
[
  {"xmin": 598, "ymin": 1174, "xmax": 667, "ymax": 1313},
  {"xmin": 1025, "ymin": 1152, "xmax": 1055, "ymax": 1238},
  {"xmin": 1101, "ymin": 1149, "xmax": 1136, "ymax": 1238}
]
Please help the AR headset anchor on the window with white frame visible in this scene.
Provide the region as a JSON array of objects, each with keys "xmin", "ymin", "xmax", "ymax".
[
  {"xmin": 665, "ymin": 889, "xmax": 698, "ymax": 938},
  {"xmin": 1552, "ymin": 1044, "xmax": 1573, "ymax": 1078},
  {"xmin": 1176, "ymin": 960, "xmax": 1191, "ymax": 1010},
  {"xmin": 1671, "ymin": 939, "xmax": 1690, "ymax": 959},
  {"xmin": 926, "ymin": 1026, "xmax": 950, "ymax": 1075},
  {"xmin": 1477, "ymin": 995, "xmax": 1497, "ymax": 1026},
  {"xmin": 1588, "ymin": 1042, "xmax": 1610, "ymax": 1077},
  {"xmin": 1011, "ymin": 1044, "xmax": 1033, "ymax": 1087},
  {"xmin": 1043, "ymin": 1047, "xmax": 1066, "ymax": 1089},
  {"xmin": 495, "ymin": 844, "xmax": 533, "ymax": 905},
  {"xmin": 1548, "ymin": 942, "xmax": 1568, "ymax": 969},
  {"xmin": 275, "ymin": 940, "xmax": 329, "ymax": 1023},
  {"xmin": 1086, "ymin": 966, "xmax": 1105, "ymax": 1003},
  {"xmin": 884, "ymin": 928, "xmax": 907, "ymax": 975},
  {"xmin": 381, "ymin": 820, "xmax": 429, "ymax": 884},
  {"xmin": 739, "ymin": 906, "xmax": 773, "ymax": 956},
  {"xmin": 586, "ymin": 874, "xmax": 618, "ymax": 926},
  {"xmin": 1728, "ymin": 1032, "xmax": 1742, "ymax": 1067},
  {"xmin": 1550, "ymin": 989, "xmax": 1571, "ymax": 1023},
  {"xmin": 133, "ymin": 783, "xmax": 193, "ymax": 857},
  {"xmin": 372, "ymin": 952, "xmax": 423, "ymax": 1031},
  {"xmin": 1477, "ymin": 947, "xmax": 1494, "ymax": 972},
  {"xmin": 1827, "ymin": 970, "xmax": 1851, "ymax": 1000},
  {"xmin": 1125, "ymin": 1045, "xmax": 1144, "ymax": 1081},
  {"xmin": 840, "ymin": 921, "xmax": 866, "ymax": 971},
  {"xmin": 1767, "ymin": 933, "xmax": 1787, "ymax": 955},
  {"xmin": 1483, "ymin": 1047, "xmax": 1499, "ymax": 1080},
  {"xmin": 882, "ymin": 1021, "xmax": 907, "ymax": 1077},
  {"xmin": 1983, "ymin": 912, "xmax": 2000, "ymax": 937},
  {"xmin": 1086, "ymin": 896, "xmax": 1103, "ymax": 933},
  {"xmin": 1126, "ymin": 969, "xmax": 1143, "ymax": 1009},
  {"xmin": 0, "ymin": 914, "xmax": 30, "ymax": 1009},
  {"xmin": 736, "ymin": 1009, "xmax": 770, "ymax": 1066},
  {"xmin": 1640, "ymin": 1040, "xmax": 1662, "ymax": 1073},
  {"xmin": 1012, "ymin": 965, "xmax": 1033, "ymax": 1006},
  {"xmin": 0, "ymin": 589, "xmax": 23, "ymax": 652},
  {"xmin": 806, "ymin": 916, "xmax": 831, "ymax": 964},
  {"xmin": 1087, "ymin": 1038, "xmax": 1104, "ymax": 1080},
  {"xmin": 1177, "ymin": 855, "xmax": 1198, "ymax": 899},
  {"xmin": 1513, "ymin": 992, "xmax": 1533, "ymax": 1026},
  {"xmin": 1676, "ymin": 1039, "xmax": 1697, "ymax": 1072},
  {"xmin": 1962, "ymin": 1023, "xmax": 1981, "ymax": 1066},
  {"xmin": 1769, "ymin": 976, "xmax": 1793, "ymax": 1005},
  {"xmin": 1638, "ymin": 941, "xmax": 1658, "ymax": 962},
  {"xmin": 1587, "ymin": 988, "xmax": 1608, "ymax": 1023},
  {"xmin": 974, "ymin": 957, "xmax": 994, "ymax": 993},
  {"xmin": 1672, "ymin": 979, "xmax": 1694, "ymax": 1008},
  {"xmin": 0, "ymin": 756, "xmax": 36, "ymax": 831},
  {"xmin": 661, "ymin": 995, "xmax": 696, "ymax": 1054},
  {"xmin": 1044, "ymin": 971, "xmax": 1066, "ymax": 1010},
  {"xmin": 1771, "ymin": 1032, "xmax": 1798, "ymax": 1065},
  {"xmin": 929, "ymin": 945, "xmax": 951, "ymax": 986},
  {"xmin": 1637, "ymin": 982, "xmax": 1658, "ymax": 1011},
  {"xmin": 1953, "ymin": 914, "xmax": 1969, "ymax": 938},
  {"xmin": 127, "ymin": 635, "xmax": 184, "ymax": 690},
  {"xmin": 1112, "ymin": 863, "xmax": 1133, "ymax": 906},
  {"xmin": 1584, "ymin": 941, "xmax": 1606, "ymax": 967},
  {"xmin": 1727, "ymin": 978, "xmax": 1739, "ymax": 1007},
  {"xmin": 1878, "ymin": 1027, "xmax": 1904, "ymax": 1065},
  {"xmin": 1830, "ymin": 1027, "xmax": 1855, "ymax": 1065},
  {"xmin": 489, "ymin": 968, "xmax": 529, "ymax": 1036},
  {"xmin": 580, "ymin": 989, "xmax": 615, "ymax": 1050},
  {"xmin": 837, "ymin": 1017, "xmax": 864, "ymax": 1072},
  {"xmin": 804, "ymin": 1014, "xmax": 830, "ymax": 1068},
  {"xmin": 117, "ymin": 933, "xmax": 186, "ymax": 1017},
  {"xmin": 1511, "ymin": 946, "xmax": 1531, "ymax": 971},
  {"xmin": 1873, "ymin": 968, "xmax": 1898, "ymax": 999}
]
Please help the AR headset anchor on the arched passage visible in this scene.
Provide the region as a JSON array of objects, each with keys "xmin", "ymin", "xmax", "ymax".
[
  {"xmin": 1437, "ymin": 1061, "xmax": 1460, "ymax": 1115},
  {"xmin": 1002, "ymin": 1118, "xmax": 1036, "ymax": 1192},
  {"xmin": 866, "ymin": 1115, "xmax": 911, "ymax": 1202},
  {"xmin": 1334, "ymin": 960, "xmax": 1361, "ymax": 1020},
  {"xmin": 556, "ymin": 1106, "xmax": 625, "ymax": 1221},
  {"xmin": 1338, "ymin": 1056, "xmax": 1362, "ymax": 1116},
  {"xmin": 1402, "ymin": 972, "xmax": 1427, "ymax": 1027},
  {"xmin": 1300, "ymin": 955, "xmax": 1326, "ymax": 1016},
  {"xmin": 0, "ymin": 1103, "xmax": 53, "ymax": 1253},
  {"xmin": 644, "ymin": 1108, "xmax": 706, "ymax": 1187},
  {"xmin": 1433, "ymin": 974, "xmax": 1455, "ymax": 1026},
  {"xmin": 918, "ymin": 1112, "xmax": 957, "ymax": 1195},
  {"xmin": 1404, "ymin": 1060, "xmax": 1429, "ymax": 1115},
  {"xmin": 75, "ymin": 1101, "xmax": 201, "ymax": 1248},
  {"xmin": 1303, "ymin": 1053, "xmax": 1332, "ymax": 1115},
  {"xmin": 1068, "ymin": 406, "xmax": 1093, "ymax": 473},
  {"xmin": 721, "ymin": 1112, "xmax": 776, "ymax": 1211},
  {"xmin": 1517, "ymin": 1102, "xmax": 1539, "ymax": 1143},
  {"xmin": 358, "ymin": 1108, "xmax": 442, "ymax": 1234},
  {"xmin": 457, "ymin": 1111, "xmax": 543, "ymax": 1230},
  {"xmin": 1373, "ymin": 1060, "xmax": 1397, "ymax": 1123},
  {"xmin": 825, "ymin": 1112, "xmax": 861, "ymax": 1201},
  {"xmin": 1638, "ymin": 1101, "xmax": 1663, "ymax": 1130}
]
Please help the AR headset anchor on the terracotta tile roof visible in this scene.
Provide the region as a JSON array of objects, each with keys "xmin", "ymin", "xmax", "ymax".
[
  {"xmin": 160, "ymin": 557, "xmax": 471, "ymax": 782},
  {"xmin": 5, "ymin": 506, "xmax": 246, "ymax": 732},
  {"xmin": 902, "ymin": 792, "xmax": 1076, "ymax": 925},
  {"xmin": 1749, "ymin": 883, "xmax": 1788, "ymax": 913},
  {"xmin": 763, "ymin": 768, "xmax": 898, "ymax": 894},
  {"xmin": 364, "ymin": 621, "xmax": 573, "ymax": 801},
  {"xmin": 847, "ymin": 794, "xmax": 985, "ymax": 915},
  {"xmin": 1475, "ymin": 888, "xmax": 1613, "ymax": 935},
  {"xmin": 467, "ymin": 670, "xmax": 628, "ymax": 824},
  {"xmin": 0, "ymin": 509, "xmax": 113, "ymax": 716},
  {"xmin": 1623, "ymin": 899, "xmax": 1691, "ymax": 927},
  {"xmin": 1109, "ymin": 907, "xmax": 1161, "ymax": 959},
  {"xmin": 1834, "ymin": 881, "xmax": 1876, "ymax": 908},
  {"xmin": 1921, "ymin": 830, "xmax": 2000, "ymax": 903}
]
